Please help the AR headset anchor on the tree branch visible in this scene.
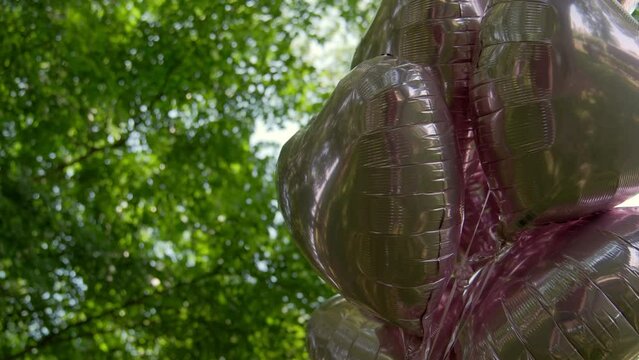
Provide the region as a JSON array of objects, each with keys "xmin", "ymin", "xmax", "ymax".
[
  {"xmin": 3, "ymin": 264, "xmax": 222, "ymax": 360},
  {"xmin": 37, "ymin": 58, "xmax": 184, "ymax": 180}
]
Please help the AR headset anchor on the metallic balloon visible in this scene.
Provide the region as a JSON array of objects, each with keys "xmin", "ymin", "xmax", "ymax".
[
  {"xmin": 352, "ymin": 3, "xmax": 501, "ymax": 351},
  {"xmin": 471, "ymin": 0, "xmax": 639, "ymax": 235},
  {"xmin": 352, "ymin": 0, "xmax": 485, "ymax": 127},
  {"xmin": 455, "ymin": 208, "xmax": 639, "ymax": 359},
  {"xmin": 307, "ymin": 296, "xmax": 411, "ymax": 360},
  {"xmin": 458, "ymin": 157, "xmax": 501, "ymax": 270},
  {"xmin": 278, "ymin": 56, "xmax": 463, "ymax": 334},
  {"xmin": 352, "ymin": 0, "xmax": 502, "ymax": 263},
  {"xmin": 352, "ymin": 0, "xmax": 484, "ymax": 161}
]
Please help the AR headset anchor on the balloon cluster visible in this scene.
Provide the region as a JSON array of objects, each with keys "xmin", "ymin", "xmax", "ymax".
[{"xmin": 277, "ymin": 0, "xmax": 639, "ymax": 359}]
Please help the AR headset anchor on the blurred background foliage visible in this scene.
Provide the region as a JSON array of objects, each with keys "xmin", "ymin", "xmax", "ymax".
[
  {"xmin": 0, "ymin": 0, "xmax": 373, "ymax": 358},
  {"xmin": 0, "ymin": 1, "xmax": 636, "ymax": 359}
]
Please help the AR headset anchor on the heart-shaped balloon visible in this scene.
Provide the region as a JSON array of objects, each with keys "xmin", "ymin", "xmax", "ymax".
[
  {"xmin": 278, "ymin": 56, "xmax": 463, "ymax": 334},
  {"xmin": 471, "ymin": 0, "xmax": 639, "ymax": 235},
  {"xmin": 307, "ymin": 296, "xmax": 412, "ymax": 360},
  {"xmin": 456, "ymin": 208, "xmax": 639, "ymax": 359},
  {"xmin": 353, "ymin": 0, "xmax": 502, "ymax": 266},
  {"xmin": 352, "ymin": 0, "xmax": 486, "ymax": 125}
]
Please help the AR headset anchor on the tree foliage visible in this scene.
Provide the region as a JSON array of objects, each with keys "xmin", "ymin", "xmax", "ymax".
[{"xmin": 0, "ymin": 0, "xmax": 372, "ymax": 358}]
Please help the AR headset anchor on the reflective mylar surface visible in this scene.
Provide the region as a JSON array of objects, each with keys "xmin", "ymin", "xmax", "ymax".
[
  {"xmin": 307, "ymin": 296, "xmax": 406, "ymax": 360},
  {"xmin": 352, "ymin": 0, "xmax": 485, "ymax": 132},
  {"xmin": 278, "ymin": 57, "xmax": 463, "ymax": 334},
  {"xmin": 352, "ymin": 0, "xmax": 484, "ymax": 160},
  {"xmin": 352, "ymin": 0, "xmax": 502, "ymax": 262},
  {"xmin": 458, "ymin": 156, "xmax": 500, "ymax": 269},
  {"xmin": 472, "ymin": 0, "xmax": 639, "ymax": 235},
  {"xmin": 456, "ymin": 208, "xmax": 639, "ymax": 359}
]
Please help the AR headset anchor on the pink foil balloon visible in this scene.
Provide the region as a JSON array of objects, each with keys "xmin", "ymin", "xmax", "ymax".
[
  {"xmin": 471, "ymin": 0, "xmax": 639, "ymax": 235},
  {"xmin": 456, "ymin": 208, "xmax": 639, "ymax": 359},
  {"xmin": 352, "ymin": 0, "xmax": 486, "ymax": 132},
  {"xmin": 353, "ymin": 0, "xmax": 502, "ymax": 266},
  {"xmin": 278, "ymin": 57, "xmax": 463, "ymax": 334},
  {"xmin": 352, "ymin": 2, "xmax": 502, "ymax": 354}
]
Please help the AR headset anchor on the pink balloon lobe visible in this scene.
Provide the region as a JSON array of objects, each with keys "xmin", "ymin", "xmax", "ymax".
[
  {"xmin": 456, "ymin": 208, "xmax": 639, "ymax": 358},
  {"xmin": 352, "ymin": 0, "xmax": 502, "ymax": 267},
  {"xmin": 278, "ymin": 57, "xmax": 464, "ymax": 334},
  {"xmin": 471, "ymin": 0, "xmax": 639, "ymax": 235},
  {"xmin": 293, "ymin": 2, "xmax": 639, "ymax": 359}
]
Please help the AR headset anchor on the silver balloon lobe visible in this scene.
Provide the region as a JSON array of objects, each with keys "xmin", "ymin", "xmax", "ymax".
[
  {"xmin": 307, "ymin": 296, "xmax": 409, "ymax": 360},
  {"xmin": 278, "ymin": 56, "xmax": 463, "ymax": 334},
  {"xmin": 471, "ymin": 0, "xmax": 639, "ymax": 235}
]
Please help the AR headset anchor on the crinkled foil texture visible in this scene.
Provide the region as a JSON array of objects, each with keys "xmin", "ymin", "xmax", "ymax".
[
  {"xmin": 307, "ymin": 209, "xmax": 639, "ymax": 360},
  {"xmin": 353, "ymin": 0, "xmax": 501, "ymax": 268},
  {"xmin": 457, "ymin": 208, "xmax": 639, "ymax": 359},
  {"xmin": 471, "ymin": 0, "xmax": 639, "ymax": 234},
  {"xmin": 284, "ymin": 0, "xmax": 639, "ymax": 359},
  {"xmin": 307, "ymin": 296, "xmax": 411, "ymax": 360},
  {"xmin": 278, "ymin": 57, "xmax": 463, "ymax": 335}
]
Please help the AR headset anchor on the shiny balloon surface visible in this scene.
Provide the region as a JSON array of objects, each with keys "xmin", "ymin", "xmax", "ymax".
[
  {"xmin": 353, "ymin": 0, "xmax": 502, "ymax": 265},
  {"xmin": 307, "ymin": 296, "xmax": 407, "ymax": 360},
  {"xmin": 472, "ymin": 0, "xmax": 639, "ymax": 234},
  {"xmin": 352, "ymin": 0, "xmax": 485, "ymax": 124},
  {"xmin": 278, "ymin": 56, "xmax": 463, "ymax": 334},
  {"xmin": 353, "ymin": 0, "xmax": 484, "ymax": 161},
  {"xmin": 457, "ymin": 208, "xmax": 639, "ymax": 359},
  {"xmin": 287, "ymin": 1, "xmax": 639, "ymax": 358}
]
